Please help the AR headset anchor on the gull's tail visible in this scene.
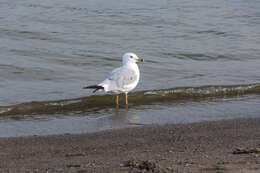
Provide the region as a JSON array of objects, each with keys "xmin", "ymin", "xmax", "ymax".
[{"xmin": 83, "ymin": 85, "xmax": 104, "ymax": 93}]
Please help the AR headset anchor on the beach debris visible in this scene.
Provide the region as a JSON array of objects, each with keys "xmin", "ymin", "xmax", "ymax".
[
  {"xmin": 120, "ymin": 160, "xmax": 172, "ymax": 173},
  {"xmin": 65, "ymin": 152, "xmax": 86, "ymax": 157},
  {"xmin": 233, "ymin": 147, "xmax": 260, "ymax": 154},
  {"xmin": 66, "ymin": 164, "xmax": 81, "ymax": 168},
  {"xmin": 200, "ymin": 165, "xmax": 227, "ymax": 172},
  {"xmin": 77, "ymin": 169, "xmax": 88, "ymax": 173}
]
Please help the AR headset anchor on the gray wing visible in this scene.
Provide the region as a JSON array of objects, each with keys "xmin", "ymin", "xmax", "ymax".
[{"xmin": 108, "ymin": 67, "xmax": 138, "ymax": 89}]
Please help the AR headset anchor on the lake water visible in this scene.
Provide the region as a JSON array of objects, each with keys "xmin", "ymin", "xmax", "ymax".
[{"xmin": 0, "ymin": 0, "xmax": 260, "ymax": 137}]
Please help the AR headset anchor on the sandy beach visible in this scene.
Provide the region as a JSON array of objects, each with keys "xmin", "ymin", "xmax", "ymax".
[{"xmin": 0, "ymin": 118, "xmax": 259, "ymax": 173}]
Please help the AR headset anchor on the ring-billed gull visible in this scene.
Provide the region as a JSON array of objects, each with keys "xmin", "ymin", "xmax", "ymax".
[{"xmin": 83, "ymin": 52, "xmax": 144, "ymax": 105}]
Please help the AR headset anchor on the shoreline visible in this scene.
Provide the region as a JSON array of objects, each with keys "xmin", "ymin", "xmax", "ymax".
[
  {"xmin": 0, "ymin": 118, "xmax": 259, "ymax": 172},
  {"xmin": 2, "ymin": 83, "xmax": 260, "ymax": 116}
]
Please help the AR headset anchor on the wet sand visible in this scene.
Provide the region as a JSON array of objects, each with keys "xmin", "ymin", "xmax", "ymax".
[{"xmin": 0, "ymin": 118, "xmax": 259, "ymax": 173}]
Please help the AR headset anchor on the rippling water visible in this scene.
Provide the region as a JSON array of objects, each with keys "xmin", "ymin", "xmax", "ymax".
[
  {"xmin": 1, "ymin": 0, "xmax": 260, "ymax": 106},
  {"xmin": 0, "ymin": 0, "xmax": 260, "ymax": 136}
]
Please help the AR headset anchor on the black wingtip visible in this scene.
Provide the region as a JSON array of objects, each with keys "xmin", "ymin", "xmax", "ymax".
[
  {"xmin": 83, "ymin": 87, "xmax": 91, "ymax": 89},
  {"xmin": 83, "ymin": 85, "xmax": 104, "ymax": 93}
]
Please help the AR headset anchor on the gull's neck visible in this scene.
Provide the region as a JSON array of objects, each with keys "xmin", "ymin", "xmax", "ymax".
[
  {"xmin": 123, "ymin": 62, "xmax": 139, "ymax": 75},
  {"xmin": 123, "ymin": 61, "xmax": 138, "ymax": 68}
]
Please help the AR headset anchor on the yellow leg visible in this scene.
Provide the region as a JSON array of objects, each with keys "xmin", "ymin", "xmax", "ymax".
[
  {"xmin": 125, "ymin": 93, "xmax": 128, "ymax": 105},
  {"xmin": 115, "ymin": 95, "xmax": 119, "ymax": 105}
]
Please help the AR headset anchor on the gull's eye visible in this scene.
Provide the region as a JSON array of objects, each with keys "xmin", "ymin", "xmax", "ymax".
[{"xmin": 130, "ymin": 56, "xmax": 133, "ymax": 58}]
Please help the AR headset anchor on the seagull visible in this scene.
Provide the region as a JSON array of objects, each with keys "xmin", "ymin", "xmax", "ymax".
[{"xmin": 83, "ymin": 52, "xmax": 144, "ymax": 105}]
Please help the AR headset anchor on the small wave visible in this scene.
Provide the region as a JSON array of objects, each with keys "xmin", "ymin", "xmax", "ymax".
[
  {"xmin": 0, "ymin": 83, "xmax": 260, "ymax": 116},
  {"xmin": 163, "ymin": 52, "xmax": 236, "ymax": 61}
]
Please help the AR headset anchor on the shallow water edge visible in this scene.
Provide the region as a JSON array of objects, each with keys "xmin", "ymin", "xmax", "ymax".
[{"xmin": 1, "ymin": 83, "xmax": 260, "ymax": 116}]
